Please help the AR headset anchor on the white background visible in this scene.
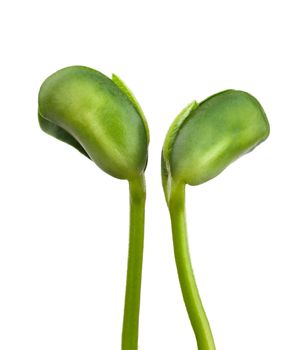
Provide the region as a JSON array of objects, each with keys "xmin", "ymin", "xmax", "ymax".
[{"xmin": 0, "ymin": 1, "xmax": 292, "ymax": 349}]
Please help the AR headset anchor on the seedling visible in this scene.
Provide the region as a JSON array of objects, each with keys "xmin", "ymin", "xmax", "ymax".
[
  {"xmin": 162, "ymin": 90, "xmax": 269, "ymax": 350},
  {"xmin": 38, "ymin": 66, "xmax": 149, "ymax": 350}
]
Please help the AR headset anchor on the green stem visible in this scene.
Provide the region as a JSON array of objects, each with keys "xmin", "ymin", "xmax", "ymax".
[
  {"xmin": 122, "ymin": 174, "xmax": 146, "ymax": 350},
  {"xmin": 168, "ymin": 181, "xmax": 216, "ymax": 350}
]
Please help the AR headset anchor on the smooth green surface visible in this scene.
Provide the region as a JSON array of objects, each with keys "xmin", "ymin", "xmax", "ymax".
[
  {"xmin": 169, "ymin": 182, "xmax": 215, "ymax": 350},
  {"xmin": 122, "ymin": 175, "xmax": 146, "ymax": 350},
  {"xmin": 112, "ymin": 74, "xmax": 149, "ymax": 144},
  {"xmin": 38, "ymin": 111, "xmax": 90, "ymax": 158},
  {"xmin": 162, "ymin": 100, "xmax": 198, "ymax": 200},
  {"xmin": 38, "ymin": 66, "xmax": 148, "ymax": 180},
  {"xmin": 162, "ymin": 90, "xmax": 270, "ymax": 201}
]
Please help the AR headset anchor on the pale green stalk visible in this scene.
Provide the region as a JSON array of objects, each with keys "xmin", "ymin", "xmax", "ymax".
[
  {"xmin": 169, "ymin": 182, "xmax": 215, "ymax": 350},
  {"xmin": 122, "ymin": 175, "xmax": 146, "ymax": 350}
]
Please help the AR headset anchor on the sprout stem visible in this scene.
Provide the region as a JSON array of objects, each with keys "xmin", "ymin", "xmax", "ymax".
[
  {"xmin": 122, "ymin": 175, "xmax": 146, "ymax": 350},
  {"xmin": 168, "ymin": 182, "xmax": 216, "ymax": 350}
]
